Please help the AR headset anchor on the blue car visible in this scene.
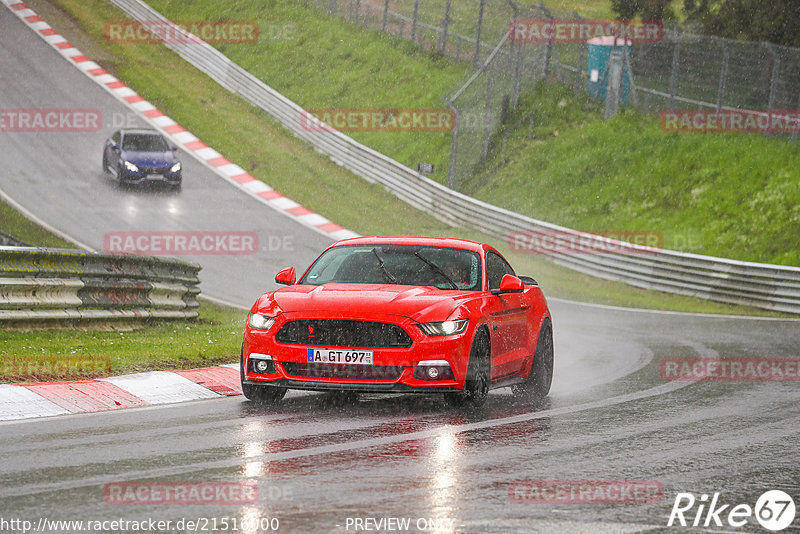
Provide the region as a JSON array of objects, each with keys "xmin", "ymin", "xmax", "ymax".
[{"xmin": 103, "ymin": 128, "xmax": 182, "ymax": 189}]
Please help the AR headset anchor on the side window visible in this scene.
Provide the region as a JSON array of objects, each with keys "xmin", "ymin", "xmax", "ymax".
[
  {"xmin": 486, "ymin": 251, "xmax": 515, "ymax": 290},
  {"xmin": 112, "ymin": 131, "xmax": 121, "ymax": 145}
]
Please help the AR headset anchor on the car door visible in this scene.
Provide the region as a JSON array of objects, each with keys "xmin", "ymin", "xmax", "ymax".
[{"xmin": 484, "ymin": 251, "xmax": 530, "ymax": 380}]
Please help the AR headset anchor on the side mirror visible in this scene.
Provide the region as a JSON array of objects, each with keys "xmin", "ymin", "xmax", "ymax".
[
  {"xmin": 275, "ymin": 266, "xmax": 296, "ymax": 285},
  {"xmin": 491, "ymin": 274, "xmax": 524, "ymax": 295},
  {"xmin": 111, "ymin": 142, "xmax": 119, "ymax": 150},
  {"xmin": 170, "ymin": 145, "xmax": 178, "ymax": 151}
]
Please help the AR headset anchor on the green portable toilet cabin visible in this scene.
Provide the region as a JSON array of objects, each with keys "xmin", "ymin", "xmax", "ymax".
[{"xmin": 586, "ymin": 36, "xmax": 632, "ymax": 105}]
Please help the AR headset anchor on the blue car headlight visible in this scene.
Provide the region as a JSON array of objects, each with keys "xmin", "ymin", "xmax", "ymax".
[
  {"xmin": 123, "ymin": 161, "xmax": 139, "ymax": 172},
  {"xmin": 170, "ymin": 162, "xmax": 181, "ymax": 173}
]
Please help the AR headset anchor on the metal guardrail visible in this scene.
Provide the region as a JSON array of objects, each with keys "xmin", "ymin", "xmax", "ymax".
[
  {"xmin": 108, "ymin": 0, "xmax": 800, "ymax": 314},
  {"xmin": 0, "ymin": 247, "xmax": 201, "ymax": 323}
]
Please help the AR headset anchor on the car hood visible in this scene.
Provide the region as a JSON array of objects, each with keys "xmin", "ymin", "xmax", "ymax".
[
  {"xmin": 121, "ymin": 150, "xmax": 177, "ymax": 167},
  {"xmin": 255, "ymin": 284, "xmax": 475, "ymax": 322}
]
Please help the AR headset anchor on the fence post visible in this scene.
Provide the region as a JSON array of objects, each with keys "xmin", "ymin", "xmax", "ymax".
[
  {"xmin": 482, "ymin": 72, "xmax": 494, "ymax": 161},
  {"xmin": 538, "ymin": 4, "xmax": 554, "ymax": 78},
  {"xmin": 440, "ymin": 0, "xmax": 452, "ymax": 54},
  {"xmin": 446, "ymin": 100, "xmax": 459, "ymax": 189},
  {"xmin": 381, "ymin": 0, "xmax": 389, "ymax": 32},
  {"xmin": 509, "ymin": 2, "xmax": 522, "ymax": 108},
  {"xmin": 474, "ymin": 0, "xmax": 486, "ymax": 66},
  {"xmin": 575, "ymin": 11, "xmax": 585, "ymax": 96},
  {"xmin": 605, "ymin": 48, "xmax": 623, "ymax": 119},
  {"xmin": 669, "ymin": 37, "xmax": 681, "ymax": 109},
  {"xmin": 328, "ymin": 0, "xmax": 337, "ymax": 15},
  {"xmin": 715, "ymin": 38, "xmax": 729, "ymax": 110},
  {"xmin": 767, "ymin": 44, "xmax": 780, "ymax": 110},
  {"xmin": 411, "ymin": 0, "xmax": 419, "ymax": 43}
]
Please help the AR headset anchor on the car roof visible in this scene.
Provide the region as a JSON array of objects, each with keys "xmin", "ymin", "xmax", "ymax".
[
  {"xmin": 119, "ymin": 128, "xmax": 164, "ymax": 137},
  {"xmin": 330, "ymin": 236, "xmax": 488, "ymax": 254}
]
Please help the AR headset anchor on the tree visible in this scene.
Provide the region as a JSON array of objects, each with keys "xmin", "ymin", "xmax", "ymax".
[
  {"xmin": 683, "ymin": 0, "xmax": 800, "ymax": 47},
  {"xmin": 611, "ymin": 0, "xmax": 675, "ymax": 20}
]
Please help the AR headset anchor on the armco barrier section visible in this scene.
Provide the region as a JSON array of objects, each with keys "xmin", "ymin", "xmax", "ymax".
[
  {"xmin": 106, "ymin": 0, "xmax": 800, "ymax": 314},
  {"xmin": 0, "ymin": 247, "xmax": 201, "ymax": 323}
]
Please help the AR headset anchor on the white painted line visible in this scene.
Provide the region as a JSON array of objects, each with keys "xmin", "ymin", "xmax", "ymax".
[
  {"xmin": 0, "ymin": 385, "xmax": 70, "ymax": 421},
  {"xmin": 111, "ymin": 87, "xmax": 137, "ymax": 98},
  {"xmin": 150, "ymin": 115, "xmax": 176, "ymax": 127},
  {"xmin": 101, "ymin": 371, "xmax": 220, "ymax": 405}
]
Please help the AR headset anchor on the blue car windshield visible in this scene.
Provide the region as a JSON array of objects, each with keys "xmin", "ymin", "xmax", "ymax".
[
  {"xmin": 123, "ymin": 134, "xmax": 169, "ymax": 152},
  {"xmin": 300, "ymin": 244, "xmax": 481, "ymax": 291}
]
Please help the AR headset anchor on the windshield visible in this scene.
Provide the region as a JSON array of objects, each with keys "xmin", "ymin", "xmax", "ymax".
[
  {"xmin": 122, "ymin": 133, "xmax": 169, "ymax": 152},
  {"xmin": 300, "ymin": 244, "xmax": 481, "ymax": 290}
]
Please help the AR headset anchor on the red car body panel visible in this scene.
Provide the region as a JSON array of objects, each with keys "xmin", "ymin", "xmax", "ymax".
[{"xmin": 242, "ymin": 236, "xmax": 551, "ymax": 394}]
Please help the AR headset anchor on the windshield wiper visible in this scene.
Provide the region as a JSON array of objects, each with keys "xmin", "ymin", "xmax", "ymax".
[
  {"xmin": 372, "ymin": 248, "xmax": 398, "ymax": 284},
  {"xmin": 414, "ymin": 251, "xmax": 458, "ymax": 289}
]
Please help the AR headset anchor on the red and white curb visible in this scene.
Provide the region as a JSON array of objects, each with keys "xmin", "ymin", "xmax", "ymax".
[
  {"xmin": 0, "ymin": 364, "xmax": 242, "ymax": 421},
  {"xmin": 2, "ymin": 0, "xmax": 359, "ymax": 242}
]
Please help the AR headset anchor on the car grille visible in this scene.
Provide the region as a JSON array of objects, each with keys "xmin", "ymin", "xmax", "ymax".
[
  {"xmin": 276, "ymin": 320, "xmax": 412, "ymax": 348},
  {"xmin": 139, "ymin": 167, "xmax": 167, "ymax": 174},
  {"xmin": 281, "ymin": 362, "xmax": 404, "ymax": 381}
]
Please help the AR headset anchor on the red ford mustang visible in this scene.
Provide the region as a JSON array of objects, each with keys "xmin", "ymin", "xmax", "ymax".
[{"xmin": 241, "ymin": 236, "xmax": 553, "ymax": 407}]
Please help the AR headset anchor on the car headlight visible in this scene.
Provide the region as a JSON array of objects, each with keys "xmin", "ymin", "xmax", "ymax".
[
  {"xmin": 123, "ymin": 161, "xmax": 139, "ymax": 172},
  {"xmin": 170, "ymin": 162, "xmax": 181, "ymax": 173},
  {"xmin": 418, "ymin": 319, "xmax": 468, "ymax": 336},
  {"xmin": 248, "ymin": 313, "xmax": 276, "ymax": 331}
]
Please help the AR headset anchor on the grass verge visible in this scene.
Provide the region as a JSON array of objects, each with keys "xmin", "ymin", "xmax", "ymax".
[{"xmin": 0, "ymin": 301, "xmax": 245, "ymax": 384}]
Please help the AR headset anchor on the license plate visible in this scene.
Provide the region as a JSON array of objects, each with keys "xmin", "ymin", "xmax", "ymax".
[
  {"xmin": 307, "ymin": 348, "xmax": 373, "ymax": 365},
  {"xmin": 147, "ymin": 174, "xmax": 164, "ymax": 180}
]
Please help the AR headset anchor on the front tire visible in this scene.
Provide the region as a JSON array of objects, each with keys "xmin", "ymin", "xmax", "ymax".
[
  {"xmin": 512, "ymin": 318, "xmax": 553, "ymax": 401},
  {"xmin": 240, "ymin": 351, "xmax": 286, "ymax": 404},
  {"xmin": 445, "ymin": 328, "xmax": 490, "ymax": 408}
]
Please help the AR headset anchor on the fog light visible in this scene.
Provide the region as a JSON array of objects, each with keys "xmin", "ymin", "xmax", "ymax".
[
  {"xmin": 255, "ymin": 360, "xmax": 270, "ymax": 373},
  {"xmin": 414, "ymin": 360, "xmax": 455, "ymax": 381}
]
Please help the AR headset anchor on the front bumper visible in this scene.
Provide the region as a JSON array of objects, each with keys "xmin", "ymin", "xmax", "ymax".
[
  {"xmin": 243, "ymin": 313, "xmax": 474, "ymax": 392},
  {"xmin": 120, "ymin": 167, "xmax": 182, "ymax": 185}
]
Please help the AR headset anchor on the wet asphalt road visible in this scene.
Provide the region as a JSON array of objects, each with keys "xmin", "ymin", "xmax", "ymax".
[{"xmin": 1, "ymin": 4, "xmax": 800, "ymax": 533}]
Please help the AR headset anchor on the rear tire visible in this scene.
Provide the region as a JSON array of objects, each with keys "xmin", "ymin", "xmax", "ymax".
[
  {"xmin": 445, "ymin": 328, "xmax": 490, "ymax": 408},
  {"xmin": 512, "ymin": 319, "xmax": 553, "ymax": 401},
  {"xmin": 240, "ymin": 351, "xmax": 286, "ymax": 404}
]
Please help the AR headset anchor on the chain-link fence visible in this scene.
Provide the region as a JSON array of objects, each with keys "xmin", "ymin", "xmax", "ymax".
[{"xmin": 312, "ymin": 0, "xmax": 800, "ymax": 189}]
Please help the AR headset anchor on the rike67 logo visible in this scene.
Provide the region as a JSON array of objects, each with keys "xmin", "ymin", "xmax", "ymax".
[{"xmin": 668, "ymin": 490, "xmax": 796, "ymax": 531}]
